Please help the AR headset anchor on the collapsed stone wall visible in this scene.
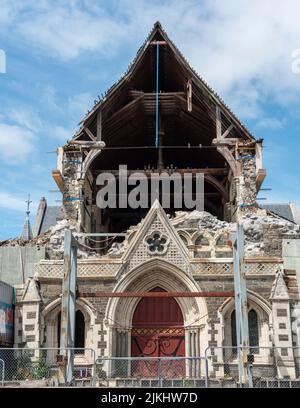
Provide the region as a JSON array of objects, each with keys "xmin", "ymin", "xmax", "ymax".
[
  {"xmin": 172, "ymin": 209, "xmax": 300, "ymax": 257},
  {"xmin": 243, "ymin": 213, "xmax": 300, "ymax": 256},
  {"xmin": 1, "ymin": 208, "xmax": 299, "ymax": 260},
  {"xmin": 0, "ymin": 219, "xmax": 98, "ymax": 260}
]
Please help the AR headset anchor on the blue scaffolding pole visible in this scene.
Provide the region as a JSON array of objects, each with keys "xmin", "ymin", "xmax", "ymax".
[{"xmin": 155, "ymin": 42, "xmax": 159, "ymax": 148}]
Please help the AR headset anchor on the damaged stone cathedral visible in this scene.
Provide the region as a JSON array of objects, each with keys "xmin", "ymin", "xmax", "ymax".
[{"xmin": 1, "ymin": 22, "xmax": 300, "ymax": 381}]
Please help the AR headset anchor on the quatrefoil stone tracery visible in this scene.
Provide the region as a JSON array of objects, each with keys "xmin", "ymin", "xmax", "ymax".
[{"xmin": 144, "ymin": 231, "xmax": 170, "ymax": 255}]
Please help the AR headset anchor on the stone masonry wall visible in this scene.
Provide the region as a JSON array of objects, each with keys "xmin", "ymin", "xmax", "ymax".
[
  {"xmin": 263, "ymin": 226, "xmax": 300, "ymax": 257},
  {"xmin": 39, "ymin": 279, "xmax": 116, "ymax": 355},
  {"xmin": 240, "ymin": 156, "xmax": 257, "ymax": 209},
  {"xmin": 195, "ymin": 275, "xmax": 273, "ymax": 318},
  {"xmin": 194, "ymin": 275, "xmax": 274, "ymax": 351},
  {"xmin": 62, "ymin": 147, "xmax": 83, "ymax": 222}
]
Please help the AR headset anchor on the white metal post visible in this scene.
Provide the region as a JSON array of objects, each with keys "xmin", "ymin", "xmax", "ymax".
[
  {"xmin": 232, "ymin": 222, "xmax": 252, "ymax": 387},
  {"xmin": 59, "ymin": 229, "xmax": 77, "ymax": 384}
]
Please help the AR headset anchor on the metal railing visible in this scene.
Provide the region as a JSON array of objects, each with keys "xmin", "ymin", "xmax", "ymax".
[
  {"xmin": 95, "ymin": 356, "xmax": 208, "ymax": 388},
  {"xmin": 0, "ymin": 347, "xmax": 96, "ymax": 386},
  {"xmin": 205, "ymin": 346, "xmax": 300, "ymax": 388},
  {"xmin": 0, "ymin": 346, "xmax": 299, "ymax": 387}
]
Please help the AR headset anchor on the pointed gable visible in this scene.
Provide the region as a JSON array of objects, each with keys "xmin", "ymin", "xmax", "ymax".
[
  {"xmin": 20, "ymin": 214, "xmax": 33, "ymax": 241},
  {"xmin": 270, "ymin": 268, "xmax": 290, "ymax": 301},
  {"xmin": 122, "ymin": 200, "xmax": 191, "ymax": 274},
  {"xmin": 22, "ymin": 277, "xmax": 41, "ymax": 303},
  {"xmin": 74, "ymin": 21, "xmax": 255, "ymax": 143}
]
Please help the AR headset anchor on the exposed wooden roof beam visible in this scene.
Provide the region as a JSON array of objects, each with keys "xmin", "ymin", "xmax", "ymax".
[
  {"xmin": 84, "ymin": 126, "xmax": 96, "ymax": 141},
  {"xmin": 92, "ymin": 168, "xmax": 228, "ymax": 176}
]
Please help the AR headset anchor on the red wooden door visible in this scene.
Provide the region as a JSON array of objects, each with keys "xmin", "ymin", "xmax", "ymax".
[{"xmin": 131, "ymin": 287, "xmax": 185, "ymax": 378}]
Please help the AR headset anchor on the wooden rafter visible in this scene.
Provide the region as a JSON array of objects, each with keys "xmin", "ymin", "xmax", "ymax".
[{"xmin": 84, "ymin": 126, "xmax": 96, "ymax": 141}]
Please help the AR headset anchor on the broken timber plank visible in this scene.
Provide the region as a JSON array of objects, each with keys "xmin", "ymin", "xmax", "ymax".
[{"xmin": 52, "ymin": 170, "xmax": 65, "ymax": 193}]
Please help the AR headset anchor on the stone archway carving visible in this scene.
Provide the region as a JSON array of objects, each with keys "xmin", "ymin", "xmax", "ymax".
[
  {"xmin": 41, "ymin": 297, "xmax": 97, "ymax": 353},
  {"xmin": 104, "ymin": 259, "xmax": 208, "ymax": 359},
  {"xmin": 218, "ymin": 290, "xmax": 272, "ymax": 363}
]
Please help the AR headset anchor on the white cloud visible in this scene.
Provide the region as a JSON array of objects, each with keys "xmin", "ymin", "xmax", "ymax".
[
  {"xmin": 52, "ymin": 125, "xmax": 74, "ymax": 142},
  {"xmin": 44, "ymin": 92, "xmax": 93, "ymax": 141},
  {"xmin": 0, "ymin": 191, "xmax": 39, "ymax": 216},
  {"xmin": 255, "ymin": 117, "xmax": 284, "ymax": 130},
  {"xmin": 0, "ymin": 191, "xmax": 29, "ymax": 211},
  {"xmin": 67, "ymin": 92, "xmax": 93, "ymax": 118},
  {"xmin": 1, "ymin": 0, "xmax": 300, "ymax": 123},
  {"xmin": 0, "ymin": 0, "xmax": 16, "ymax": 24},
  {"xmin": 222, "ymin": 82, "xmax": 263, "ymax": 120},
  {"xmin": 0, "ymin": 123, "xmax": 36, "ymax": 163},
  {"xmin": 40, "ymin": 87, "xmax": 93, "ymax": 126},
  {"xmin": 42, "ymin": 86, "xmax": 61, "ymax": 112},
  {"xmin": 17, "ymin": 3, "xmax": 125, "ymax": 60},
  {"xmin": 5, "ymin": 106, "xmax": 42, "ymax": 132}
]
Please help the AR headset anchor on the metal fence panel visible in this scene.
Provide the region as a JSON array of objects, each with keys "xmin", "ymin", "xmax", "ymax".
[
  {"xmin": 205, "ymin": 346, "xmax": 300, "ymax": 388},
  {"xmin": 0, "ymin": 358, "xmax": 4, "ymax": 386},
  {"xmin": 0, "ymin": 348, "xmax": 95, "ymax": 387},
  {"xmin": 1, "ymin": 346, "xmax": 299, "ymax": 387},
  {"xmin": 95, "ymin": 357, "xmax": 208, "ymax": 388}
]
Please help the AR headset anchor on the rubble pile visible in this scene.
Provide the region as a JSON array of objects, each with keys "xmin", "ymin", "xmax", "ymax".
[
  {"xmin": 45, "ymin": 220, "xmax": 105, "ymax": 259},
  {"xmin": 173, "ymin": 209, "xmax": 300, "ymax": 256},
  {"xmin": 242, "ymin": 212, "xmax": 300, "ymax": 256},
  {"xmin": 1, "ymin": 208, "xmax": 299, "ymax": 259},
  {"xmin": 0, "ymin": 219, "xmax": 99, "ymax": 259},
  {"xmin": 173, "ymin": 210, "xmax": 230, "ymax": 232}
]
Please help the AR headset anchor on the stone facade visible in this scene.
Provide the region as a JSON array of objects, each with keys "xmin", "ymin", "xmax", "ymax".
[{"xmin": 12, "ymin": 201, "xmax": 300, "ymax": 379}]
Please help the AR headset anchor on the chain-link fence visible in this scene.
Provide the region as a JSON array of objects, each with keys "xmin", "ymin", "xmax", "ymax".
[
  {"xmin": 0, "ymin": 358, "xmax": 4, "ymax": 386},
  {"xmin": 0, "ymin": 348, "xmax": 95, "ymax": 387},
  {"xmin": 205, "ymin": 346, "xmax": 300, "ymax": 388},
  {"xmin": 1, "ymin": 347, "xmax": 300, "ymax": 387},
  {"xmin": 95, "ymin": 357, "xmax": 208, "ymax": 387}
]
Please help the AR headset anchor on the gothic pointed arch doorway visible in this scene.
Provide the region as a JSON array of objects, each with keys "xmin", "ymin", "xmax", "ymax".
[
  {"xmin": 131, "ymin": 287, "xmax": 185, "ymax": 377},
  {"xmin": 105, "ymin": 260, "xmax": 208, "ymax": 364}
]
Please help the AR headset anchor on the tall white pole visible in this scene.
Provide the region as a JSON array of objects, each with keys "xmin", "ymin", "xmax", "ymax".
[{"xmin": 232, "ymin": 222, "xmax": 252, "ymax": 387}]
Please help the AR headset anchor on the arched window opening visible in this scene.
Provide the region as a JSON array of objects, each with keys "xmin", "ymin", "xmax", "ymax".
[
  {"xmin": 179, "ymin": 235, "xmax": 188, "ymax": 246},
  {"xmin": 194, "ymin": 235, "xmax": 211, "ymax": 258},
  {"xmin": 231, "ymin": 309, "xmax": 259, "ymax": 354},
  {"xmin": 215, "ymin": 233, "xmax": 232, "ymax": 258},
  {"xmin": 75, "ymin": 310, "xmax": 85, "ymax": 350},
  {"xmin": 248, "ymin": 309, "xmax": 259, "ymax": 354},
  {"xmin": 57, "ymin": 311, "xmax": 61, "ymax": 348},
  {"xmin": 195, "ymin": 235, "xmax": 210, "ymax": 246},
  {"xmin": 57, "ymin": 310, "xmax": 86, "ymax": 352},
  {"xmin": 231, "ymin": 310, "xmax": 237, "ymax": 348}
]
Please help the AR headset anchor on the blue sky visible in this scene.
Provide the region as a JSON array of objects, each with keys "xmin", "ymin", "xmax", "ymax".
[{"xmin": 0, "ymin": 0, "xmax": 300, "ymax": 239}]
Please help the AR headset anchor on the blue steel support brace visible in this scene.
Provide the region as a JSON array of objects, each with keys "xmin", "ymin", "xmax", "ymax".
[{"xmin": 155, "ymin": 42, "xmax": 159, "ymax": 147}]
